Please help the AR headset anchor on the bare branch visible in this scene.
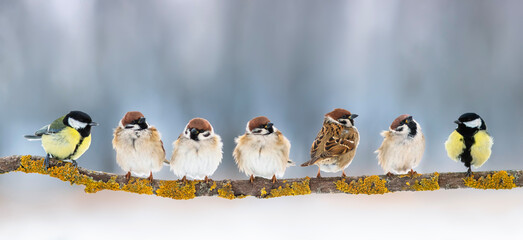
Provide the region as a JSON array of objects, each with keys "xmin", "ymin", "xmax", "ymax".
[{"xmin": 0, "ymin": 155, "xmax": 521, "ymax": 199}]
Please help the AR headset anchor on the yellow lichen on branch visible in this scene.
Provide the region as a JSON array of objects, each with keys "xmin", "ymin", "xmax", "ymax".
[
  {"xmin": 463, "ymin": 171, "xmax": 517, "ymax": 189},
  {"xmin": 218, "ymin": 182, "xmax": 236, "ymax": 199},
  {"xmin": 335, "ymin": 175, "xmax": 389, "ymax": 195},
  {"xmin": 410, "ymin": 172, "xmax": 440, "ymax": 191},
  {"xmin": 265, "ymin": 178, "xmax": 311, "ymax": 198},
  {"xmin": 156, "ymin": 180, "xmax": 196, "ymax": 200}
]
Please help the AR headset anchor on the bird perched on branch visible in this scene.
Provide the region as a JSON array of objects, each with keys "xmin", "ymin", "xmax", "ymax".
[
  {"xmin": 301, "ymin": 108, "xmax": 359, "ymax": 178},
  {"xmin": 233, "ymin": 116, "xmax": 294, "ymax": 183},
  {"xmin": 112, "ymin": 111, "xmax": 165, "ymax": 182},
  {"xmin": 24, "ymin": 111, "xmax": 98, "ymax": 169},
  {"xmin": 170, "ymin": 118, "xmax": 223, "ymax": 182},
  {"xmin": 445, "ymin": 113, "xmax": 493, "ymax": 177},
  {"xmin": 376, "ymin": 114, "xmax": 425, "ymax": 176}
]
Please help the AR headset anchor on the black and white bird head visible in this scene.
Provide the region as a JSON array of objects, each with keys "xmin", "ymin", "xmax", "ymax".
[
  {"xmin": 390, "ymin": 114, "xmax": 419, "ymax": 138},
  {"xmin": 64, "ymin": 111, "xmax": 98, "ymax": 137},
  {"xmin": 325, "ymin": 108, "xmax": 358, "ymax": 128},
  {"xmin": 455, "ymin": 112, "xmax": 486, "ymax": 131},
  {"xmin": 184, "ymin": 118, "xmax": 214, "ymax": 141},
  {"xmin": 120, "ymin": 111, "xmax": 149, "ymax": 130},
  {"xmin": 246, "ymin": 116, "xmax": 275, "ymax": 135}
]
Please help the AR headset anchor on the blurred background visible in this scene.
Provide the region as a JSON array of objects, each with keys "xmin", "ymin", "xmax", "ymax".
[{"xmin": 1, "ymin": 0, "xmax": 522, "ymax": 239}]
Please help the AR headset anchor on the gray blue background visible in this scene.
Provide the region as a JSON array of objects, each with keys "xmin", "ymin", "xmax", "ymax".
[{"xmin": 0, "ymin": 0, "xmax": 522, "ymax": 239}]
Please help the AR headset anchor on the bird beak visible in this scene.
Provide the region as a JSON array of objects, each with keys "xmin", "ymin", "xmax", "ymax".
[
  {"xmin": 454, "ymin": 120, "xmax": 461, "ymax": 125},
  {"xmin": 266, "ymin": 123, "xmax": 274, "ymax": 129},
  {"xmin": 350, "ymin": 114, "xmax": 358, "ymax": 119},
  {"xmin": 190, "ymin": 128, "xmax": 199, "ymax": 141},
  {"xmin": 89, "ymin": 122, "xmax": 99, "ymax": 126},
  {"xmin": 138, "ymin": 117, "xmax": 146, "ymax": 124}
]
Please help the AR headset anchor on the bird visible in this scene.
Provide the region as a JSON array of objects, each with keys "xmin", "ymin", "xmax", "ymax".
[
  {"xmin": 445, "ymin": 112, "xmax": 493, "ymax": 177},
  {"xmin": 375, "ymin": 114, "xmax": 425, "ymax": 176},
  {"xmin": 112, "ymin": 111, "xmax": 165, "ymax": 182},
  {"xmin": 170, "ymin": 118, "xmax": 223, "ymax": 182},
  {"xmin": 301, "ymin": 108, "xmax": 360, "ymax": 178},
  {"xmin": 233, "ymin": 116, "xmax": 294, "ymax": 183},
  {"xmin": 24, "ymin": 111, "xmax": 98, "ymax": 169}
]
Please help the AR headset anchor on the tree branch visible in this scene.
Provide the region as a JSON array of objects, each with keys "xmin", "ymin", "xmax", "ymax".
[{"xmin": 0, "ymin": 155, "xmax": 521, "ymax": 199}]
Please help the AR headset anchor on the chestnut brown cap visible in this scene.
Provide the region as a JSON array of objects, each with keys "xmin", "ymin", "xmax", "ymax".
[
  {"xmin": 187, "ymin": 118, "xmax": 213, "ymax": 131},
  {"xmin": 325, "ymin": 108, "xmax": 352, "ymax": 120},
  {"xmin": 121, "ymin": 111, "xmax": 145, "ymax": 126},
  {"xmin": 248, "ymin": 116, "xmax": 271, "ymax": 131},
  {"xmin": 390, "ymin": 114, "xmax": 411, "ymax": 130}
]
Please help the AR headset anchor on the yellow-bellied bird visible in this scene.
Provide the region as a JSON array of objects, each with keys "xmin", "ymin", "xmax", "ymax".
[
  {"xmin": 24, "ymin": 111, "xmax": 98, "ymax": 169},
  {"xmin": 445, "ymin": 113, "xmax": 493, "ymax": 176}
]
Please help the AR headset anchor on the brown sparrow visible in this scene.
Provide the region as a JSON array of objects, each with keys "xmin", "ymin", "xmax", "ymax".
[
  {"xmin": 301, "ymin": 108, "xmax": 359, "ymax": 178},
  {"xmin": 376, "ymin": 115, "xmax": 425, "ymax": 176},
  {"xmin": 233, "ymin": 116, "xmax": 294, "ymax": 183},
  {"xmin": 170, "ymin": 118, "xmax": 223, "ymax": 182},
  {"xmin": 112, "ymin": 111, "xmax": 165, "ymax": 181}
]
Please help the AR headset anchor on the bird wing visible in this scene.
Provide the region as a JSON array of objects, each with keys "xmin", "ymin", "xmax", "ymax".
[
  {"xmin": 303, "ymin": 123, "xmax": 356, "ymax": 166},
  {"xmin": 24, "ymin": 116, "xmax": 66, "ymax": 140},
  {"xmin": 318, "ymin": 135, "xmax": 356, "ymax": 160}
]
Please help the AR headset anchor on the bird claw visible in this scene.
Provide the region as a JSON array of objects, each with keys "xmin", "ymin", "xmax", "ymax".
[
  {"xmin": 407, "ymin": 169, "xmax": 418, "ymax": 178},
  {"xmin": 466, "ymin": 168, "xmax": 473, "ymax": 178},
  {"xmin": 386, "ymin": 172, "xmax": 394, "ymax": 177},
  {"xmin": 43, "ymin": 154, "xmax": 50, "ymax": 170},
  {"xmin": 271, "ymin": 175, "xmax": 277, "ymax": 183}
]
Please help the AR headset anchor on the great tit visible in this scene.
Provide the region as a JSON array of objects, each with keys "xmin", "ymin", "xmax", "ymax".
[
  {"xmin": 24, "ymin": 111, "xmax": 98, "ymax": 169},
  {"xmin": 444, "ymin": 113, "xmax": 493, "ymax": 176}
]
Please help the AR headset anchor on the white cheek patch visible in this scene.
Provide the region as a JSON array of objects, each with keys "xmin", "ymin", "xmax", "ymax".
[
  {"xmin": 68, "ymin": 118, "xmax": 88, "ymax": 129},
  {"xmin": 464, "ymin": 118, "xmax": 482, "ymax": 128}
]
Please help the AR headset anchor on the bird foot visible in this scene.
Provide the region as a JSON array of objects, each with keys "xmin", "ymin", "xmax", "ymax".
[
  {"xmin": 181, "ymin": 176, "xmax": 187, "ymax": 183},
  {"xmin": 386, "ymin": 172, "xmax": 394, "ymax": 177},
  {"xmin": 125, "ymin": 172, "xmax": 131, "ymax": 183},
  {"xmin": 271, "ymin": 175, "xmax": 277, "ymax": 183},
  {"xmin": 407, "ymin": 169, "xmax": 418, "ymax": 178},
  {"xmin": 250, "ymin": 175, "xmax": 255, "ymax": 183},
  {"xmin": 341, "ymin": 172, "xmax": 347, "ymax": 178},
  {"xmin": 43, "ymin": 154, "xmax": 51, "ymax": 170},
  {"xmin": 204, "ymin": 176, "xmax": 212, "ymax": 183},
  {"xmin": 316, "ymin": 169, "xmax": 322, "ymax": 178},
  {"xmin": 148, "ymin": 172, "xmax": 154, "ymax": 182},
  {"xmin": 466, "ymin": 168, "xmax": 473, "ymax": 178}
]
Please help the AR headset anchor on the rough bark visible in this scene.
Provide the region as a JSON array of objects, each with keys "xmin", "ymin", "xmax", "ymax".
[{"xmin": 0, "ymin": 155, "xmax": 521, "ymax": 199}]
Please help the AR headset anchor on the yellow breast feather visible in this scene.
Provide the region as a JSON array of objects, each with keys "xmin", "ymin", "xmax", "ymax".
[
  {"xmin": 471, "ymin": 130, "xmax": 493, "ymax": 167},
  {"xmin": 41, "ymin": 127, "xmax": 83, "ymax": 160},
  {"xmin": 445, "ymin": 130, "xmax": 465, "ymax": 162}
]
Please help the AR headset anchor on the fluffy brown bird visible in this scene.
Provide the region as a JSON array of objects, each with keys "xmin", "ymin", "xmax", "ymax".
[
  {"xmin": 112, "ymin": 111, "xmax": 166, "ymax": 182},
  {"xmin": 170, "ymin": 118, "xmax": 223, "ymax": 182},
  {"xmin": 233, "ymin": 116, "xmax": 294, "ymax": 183},
  {"xmin": 375, "ymin": 114, "xmax": 425, "ymax": 176},
  {"xmin": 301, "ymin": 108, "xmax": 360, "ymax": 178}
]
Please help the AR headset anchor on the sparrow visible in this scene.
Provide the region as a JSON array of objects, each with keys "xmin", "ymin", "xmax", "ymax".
[
  {"xmin": 170, "ymin": 118, "xmax": 223, "ymax": 182},
  {"xmin": 233, "ymin": 116, "xmax": 294, "ymax": 183},
  {"xmin": 301, "ymin": 108, "xmax": 359, "ymax": 178},
  {"xmin": 24, "ymin": 111, "xmax": 98, "ymax": 169},
  {"xmin": 112, "ymin": 111, "xmax": 165, "ymax": 182},
  {"xmin": 445, "ymin": 113, "xmax": 493, "ymax": 176},
  {"xmin": 375, "ymin": 114, "xmax": 425, "ymax": 176}
]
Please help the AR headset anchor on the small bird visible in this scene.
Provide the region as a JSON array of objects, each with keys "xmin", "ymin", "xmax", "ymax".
[
  {"xmin": 445, "ymin": 113, "xmax": 493, "ymax": 176},
  {"xmin": 112, "ymin": 111, "xmax": 165, "ymax": 182},
  {"xmin": 170, "ymin": 118, "xmax": 223, "ymax": 182},
  {"xmin": 301, "ymin": 108, "xmax": 360, "ymax": 178},
  {"xmin": 24, "ymin": 111, "xmax": 98, "ymax": 169},
  {"xmin": 233, "ymin": 116, "xmax": 294, "ymax": 183},
  {"xmin": 375, "ymin": 115, "xmax": 425, "ymax": 176}
]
